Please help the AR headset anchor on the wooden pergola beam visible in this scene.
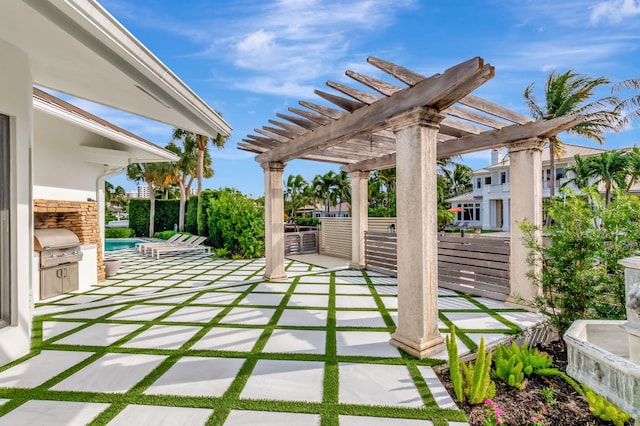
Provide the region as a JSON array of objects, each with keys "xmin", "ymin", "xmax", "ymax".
[
  {"xmin": 256, "ymin": 57, "xmax": 493, "ymax": 164},
  {"xmin": 340, "ymin": 114, "xmax": 583, "ymax": 172}
]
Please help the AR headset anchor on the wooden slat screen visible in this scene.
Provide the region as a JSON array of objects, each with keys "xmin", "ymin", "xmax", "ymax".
[{"xmin": 363, "ymin": 232, "xmax": 511, "ymax": 300}]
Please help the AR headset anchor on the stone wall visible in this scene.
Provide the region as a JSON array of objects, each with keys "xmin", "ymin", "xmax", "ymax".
[{"xmin": 33, "ymin": 199, "xmax": 104, "ymax": 281}]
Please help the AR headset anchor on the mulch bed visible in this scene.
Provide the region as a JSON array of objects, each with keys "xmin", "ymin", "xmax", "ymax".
[{"xmin": 435, "ymin": 340, "xmax": 634, "ymax": 425}]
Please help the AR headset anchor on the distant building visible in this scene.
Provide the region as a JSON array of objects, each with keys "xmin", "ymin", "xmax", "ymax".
[
  {"xmin": 126, "ymin": 189, "xmax": 138, "ymax": 199},
  {"xmin": 298, "ymin": 202, "xmax": 351, "ymax": 218},
  {"xmin": 138, "ymin": 185, "xmax": 150, "ymax": 199},
  {"xmin": 446, "ymin": 144, "xmax": 615, "ymax": 230}
]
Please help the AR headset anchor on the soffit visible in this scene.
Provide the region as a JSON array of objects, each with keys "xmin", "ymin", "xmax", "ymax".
[{"xmin": 0, "ymin": 0, "xmax": 231, "ymax": 139}]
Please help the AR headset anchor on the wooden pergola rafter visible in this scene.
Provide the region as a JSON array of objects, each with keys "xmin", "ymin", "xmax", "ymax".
[
  {"xmin": 244, "ymin": 55, "xmax": 584, "ymax": 359},
  {"xmin": 240, "ymin": 56, "xmax": 582, "ymax": 171}
]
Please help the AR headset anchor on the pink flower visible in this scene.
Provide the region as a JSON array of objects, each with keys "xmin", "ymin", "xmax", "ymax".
[
  {"xmin": 485, "ymin": 399, "xmax": 494, "ymax": 405},
  {"xmin": 495, "ymin": 407, "xmax": 503, "ymax": 416},
  {"xmin": 531, "ymin": 417, "xmax": 538, "ymax": 422}
]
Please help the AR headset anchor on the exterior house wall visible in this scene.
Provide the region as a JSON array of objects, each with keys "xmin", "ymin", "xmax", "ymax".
[
  {"xmin": 0, "ymin": 39, "xmax": 33, "ymax": 366},
  {"xmin": 33, "ymin": 109, "xmax": 108, "ymax": 201}
]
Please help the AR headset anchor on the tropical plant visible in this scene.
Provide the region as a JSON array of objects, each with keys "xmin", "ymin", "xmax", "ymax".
[
  {"xmin": 613, "ymin": 77, "xmax": 640, "ymax": 125},
  {"xmin": 446, "ymin": 325, "xmax": 495, "ymax": 404},
  {"xmin": 333, "ymin": 170, "xmax": 351, "ymax": 216},
  {"xmin": 523, "ymin": 69, "xmax": 621, "ymax": 200},
  {"xmin": 171, "ymin": 129, "xmax": 224, "ymax": 195},
  {"xmin": 588, "ymin": 151, "xmax": 628, "ymax": 206},
  {"xmin": 624, "ymin": 146, "xmax": 640, "ymax": 191},
  {"xmin": 104, "ymin": 181, "xmax": 127, "ymax": 216},
  {"xmin": 312, "ymin": 171, "xmax": 338, "ymax": 216},
  {"xmin": 284, "ymin": 174, "xmax": 308, "ymax": 218},
  {"xmin": 127, "ymin": 162, "xmax": 167, "ymax": 237},
  {"xmin": 166, "ymin": 133, "xmax": 212, "ymax": 231},
  {"xmin": 562, "ymin": 154, "xmax": 596, "ymax": 191}
]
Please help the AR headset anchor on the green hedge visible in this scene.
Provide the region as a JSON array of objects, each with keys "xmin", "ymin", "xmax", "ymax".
[
  {"xmin": 296, "ymin": 217, "xmax": 319, "ymax": 227},
  {"xmin": 128, "ymin": 199, "xmax": 180, "ymax": 237},
  {"xmin": 104, "ymin": 228, "xmax": 134, "ymax": 238},
  {"xmin": 207, "ymin": 188, "xmax": 264, "ymax": 258},
  {"xmin": 185, "ymin": 195, "xmax": 199, "ymax": 234}
]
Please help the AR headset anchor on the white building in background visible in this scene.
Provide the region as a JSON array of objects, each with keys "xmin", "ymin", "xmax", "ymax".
[
  {"xmin": 138, "ymin": 185, "xmax": 150, "ymax": 199},
  {"xmin": 447, "ymin": 144, "xmax": 608, "ymax": 230},
  {"xmin": 126, "ymin": 190, "xmax": 139, "ymax": 199}
]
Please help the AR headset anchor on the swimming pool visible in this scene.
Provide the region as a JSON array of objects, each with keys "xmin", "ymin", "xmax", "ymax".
[{"xmin": 105, "ymin": 238, "xmax": 145, "ymax": 251}]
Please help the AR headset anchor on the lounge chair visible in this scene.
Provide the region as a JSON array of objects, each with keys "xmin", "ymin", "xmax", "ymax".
[
  {"xmin": 136, "ymin": 233, "xmax": 189, "ymax": 254},
  {"xmin": 151, "ymin": 236, "xmax": 210, "ymax": 259},
  {"xmin": 144, "ymin": 235, "xmax": 202, "ymax": 255}
]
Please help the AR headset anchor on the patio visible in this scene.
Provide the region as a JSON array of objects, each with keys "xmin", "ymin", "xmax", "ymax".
[{"xmin": 0, "ymin": 250, "xmax": 545, "ymax": 425}]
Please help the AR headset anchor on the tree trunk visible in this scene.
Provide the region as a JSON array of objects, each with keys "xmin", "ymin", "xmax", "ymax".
[
  {"xmin": 178, "ymin": 180, "xmax": 186, "ymax": 232},
  {"xmin": 197, "ymin": 148, "xmax": 204, "ymax": 195},
  {"xmin": 549, "ymin": 143, "xmax": 556, "ymax": 198},
  {"xmin": 146, "ymin": 178, "xmax": 155, "ymax": 237}
]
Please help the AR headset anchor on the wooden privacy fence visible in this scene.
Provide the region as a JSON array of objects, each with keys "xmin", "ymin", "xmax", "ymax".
[
  {"xmin": 284, "ymin": 230, "xmax": 319, "ymax": 256},
  {"xmin": 364, "ymin": 232, "xmax": 511, "ymax": 300}
]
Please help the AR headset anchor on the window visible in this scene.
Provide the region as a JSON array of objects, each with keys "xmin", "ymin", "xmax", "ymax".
[
  {"xmin": 0, "ymin": 114, "xmax": 9, "ymax": 327},
  {"xmin": 556, "ymin": 168, "xmax": 565, "ymax": 180},
  {"xmin": 484, "ymin": 176, "xmax": 491, "ymax": 185},
  {"xmin": 500, "ymin": 171, "xmax": 507, "ymax": 184},
  {"xmin": 476, "ymin": 177, "xmax": 482, "ymax": 189}
]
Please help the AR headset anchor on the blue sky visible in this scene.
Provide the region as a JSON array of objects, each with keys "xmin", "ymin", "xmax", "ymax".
[{"xmin": 66, "ymin": 0, "xmax": 640, "ymax": 197}]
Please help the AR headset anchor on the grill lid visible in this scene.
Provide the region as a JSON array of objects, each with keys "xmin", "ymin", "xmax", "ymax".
[{"xmin": 34, "ymin": 228, "xmax": 81, "ymax": 251}]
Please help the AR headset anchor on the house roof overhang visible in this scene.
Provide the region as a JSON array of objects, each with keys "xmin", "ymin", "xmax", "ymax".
[
  {"xmin": 1, "ymin": 0, "xmax": 231, "ymax": 139},
  {"xmin": 34, "ymin": 88, "xmax": 179, "ymax": 168},
  {"xmin": 239, "ymin": 56, "xmax": 584, "ymax": 171}
]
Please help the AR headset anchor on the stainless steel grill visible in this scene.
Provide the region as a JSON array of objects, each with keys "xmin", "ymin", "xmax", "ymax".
[{"xmin": 34, "ymin": 228, "xmax": 83, "ymax": 299}]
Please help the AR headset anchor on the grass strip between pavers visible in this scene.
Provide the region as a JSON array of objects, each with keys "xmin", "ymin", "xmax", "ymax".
[{"xmin": 0, "ymin": 259, "xmax": 487, "ymax": 425}]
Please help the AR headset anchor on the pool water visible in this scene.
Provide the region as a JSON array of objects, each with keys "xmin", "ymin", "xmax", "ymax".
[{"xmin": 105, "ymin": 238, "xmax": 145, "ymax": 251}]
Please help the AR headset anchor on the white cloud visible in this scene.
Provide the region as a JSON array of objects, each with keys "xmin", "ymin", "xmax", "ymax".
[{"xmin": 591, "ymin": 0, "xmax": 640, "ymax": 23}]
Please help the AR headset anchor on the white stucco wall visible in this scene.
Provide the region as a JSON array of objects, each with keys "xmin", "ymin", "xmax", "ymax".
[
  {"xmin": 33, "ymin": 110, "xmax": 108, "ymax": 201},
  {"xmin": 0, "ymin": 39, "xmax": 34, "ymax": 366}
]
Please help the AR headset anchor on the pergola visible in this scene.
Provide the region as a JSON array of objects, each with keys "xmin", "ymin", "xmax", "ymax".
[{"xmin": 239, "ymin": 57, "xmax": 581, "ymax": 358}]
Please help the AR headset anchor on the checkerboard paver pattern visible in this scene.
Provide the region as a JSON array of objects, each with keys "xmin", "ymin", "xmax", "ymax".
[{"xmin": 0, "ymin": 249, "xmax": 545, "ymax": 425}]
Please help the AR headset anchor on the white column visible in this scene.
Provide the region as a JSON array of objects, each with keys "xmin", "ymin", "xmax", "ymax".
[
  {"xmin": 388, "ymin": 107, "xmax": 446, "ymax": 359},
  {"xmin": 349, "ymin": 171, "xmax": 369, "ymax": 269},
  {"xmin": 482, "ymin": 198, "xmax": 491, "ymax": 230},
  {"xmin": 262, "ymin": 161, "xmax": 287, "ymax": 281},
  {"xmin": 502, "ymin": 198, "xmax": 510, "ymax": 231},
  {"xmin": 508, "ymin": 139, "xmax": 544, "ymax": 304}
]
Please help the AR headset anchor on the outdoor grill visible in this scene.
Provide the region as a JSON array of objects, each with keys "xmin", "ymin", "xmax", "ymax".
[{"xmin": 34, "ymin": 228, "xmax": 83, "ymax": 299}]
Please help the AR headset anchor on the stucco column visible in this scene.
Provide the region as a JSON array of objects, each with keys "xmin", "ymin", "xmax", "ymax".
[
  {"xmin": 482, "ymin": 199, "xmax": 491, "ymax": 230},
  {"xmin": 388, "ymin": 107, "xmax": 446, "ymax": 359},
  {"xmin": 349, "ymin": 171, "xmax": 369, "ymax": 269},
  {"xmin": 508, "ymin": 139, "xmax": 545, "ymax": 304},
  {"xmin": 262, "ymin": 161, "xmax": 287, "ymax": 281}
]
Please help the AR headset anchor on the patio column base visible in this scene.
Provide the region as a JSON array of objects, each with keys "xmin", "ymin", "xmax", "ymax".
[
  {"xmin": 390, "ymin": 332, "xmax": 445, "ymax": 359},
  {"xmin": 262, "ymin": 272, "xmax": 288, "ymax": 282},
  {"xmin": 349, "ymin": 262, "xmax": 365, "ymax": 270}
]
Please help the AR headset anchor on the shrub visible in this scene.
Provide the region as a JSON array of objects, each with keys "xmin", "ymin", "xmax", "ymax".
[
  {"xmin": 446, "ymin": 326, "xmax": 463, "ymax": 402},
  {"xmin": 214, "ymin": 247, "xmax": 229, "ymax": 259},
  {"xmin": 206, "ymin": 188, "xmax": 264, "ymax": 258},
  {"xmin": 104, "ymin": 228, "xmax": 134, "ymax": 238},
  {"xmin": 522, "ymin": 189, "xmax": 640, "ymax": 333},
  {"xmin": 153, "ymin": 230, "xmax": 178, "ymax": 240},
  {"xmin": 198, "ymin": 189, "xmax": 218, "ymax": 239},
  {"xmin": 296, "ymin": 217, "xmax": 319, "ymax": 227},
  {"xmin": 185, "ymin": 195, "xmax": 199, "ymax": 234}
]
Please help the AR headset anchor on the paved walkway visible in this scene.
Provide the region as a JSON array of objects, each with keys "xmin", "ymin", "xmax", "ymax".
[{"xmin": 0, "ymin": 250, "xmax": 545, "ymax": 425}]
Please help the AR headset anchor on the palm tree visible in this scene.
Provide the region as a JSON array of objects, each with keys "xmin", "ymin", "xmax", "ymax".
[
  {"xmin": 562, "ymin": 155, "xmax": 595, "ymax": 191},
  {"xmin": 624, "ymin": 147, "xmax": 640, "ymax": 191},
  {"xmin": 523, "ymin": 70, "xmax": 621, "ymax": 199},
  {"xmin": 127, "ymin": 162, "xmax": 166, "ymax": 237},
  {"xmin": 333, "ymin": 171, "xmax": 351, "ymax": 216},
  {"xmin": 171, "ymin": 129, "xmax": 225, "ymax": 194},
  {"xmin": 588, "ymin": 151, "xmax": 629, "ymax": 206},
  {"xmin": 613, "ymin": 78, "xmax": 640, "ymax": 125},
  {"xmin": 284, "ymin": 174, "xmax": 308, "ymax": 218},
  {"xmin": 312, "ymin": 171, "xmax": 337, "ymax": 216},
  {"xmin": 441, "ymin": 163, "xmax": 473, "ymax": 197},
  {"xmin": 167, "ymin": 131, "xmax": 214, "ymax": 231}
]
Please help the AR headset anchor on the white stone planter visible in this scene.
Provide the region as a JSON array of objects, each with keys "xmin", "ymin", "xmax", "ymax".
[{"xmin": 104, "ymin": 259, "xmax": 122, "ymax": 277}]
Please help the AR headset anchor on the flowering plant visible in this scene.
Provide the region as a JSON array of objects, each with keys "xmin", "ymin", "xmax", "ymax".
[
  {"xmin": 482, "ymin": 399, "xmax": 503, "ymax": 425},
  {"xmin": 529, "ymin": 406, "xmax": 548, "ymax": 425}
]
